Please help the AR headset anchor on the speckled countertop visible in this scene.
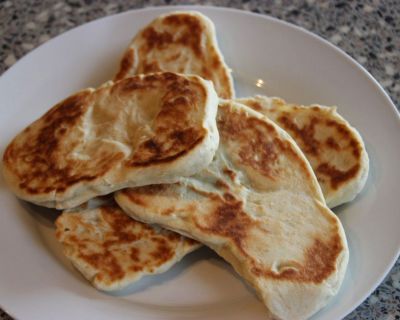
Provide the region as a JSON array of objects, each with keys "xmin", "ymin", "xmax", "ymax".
[{"xmin": 0, "ymin": 0, "xmax": 399, "ymax": 319}]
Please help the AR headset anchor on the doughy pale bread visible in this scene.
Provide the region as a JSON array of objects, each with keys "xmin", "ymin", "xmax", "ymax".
[
  {"xmin": 2, "ymin": 72, "xmax": 219, "ymax": 209},
  {"xmin": 115, "ymin": 100, "xmax": 349, "ymax": 320},
  {"xmin": 237, "ymin": 95, "xmax": 369, "ymax": 208},
  {"xmin": 56, "ymin": 202, "xmax": 200, "ymax": 291},
  {"xmin": 115, "ymin": 11, "xmax": 235, "ymax": 99}
]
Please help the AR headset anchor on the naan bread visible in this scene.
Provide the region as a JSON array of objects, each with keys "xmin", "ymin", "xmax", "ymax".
[
  {"xmin": 2, "ymin": 72, "xmax": 219, "ymax": 209},
  {"xmin": 237, "ymin": 95, "xmax": 369, "ymax": 208},
  {"xmin": 115, "ymin": 11, "xmax": 235, "ymax": 99},
  {"xmin": 115, "ymin": 100, "xmax": 349, "ymax": 320},
  {"xmin": 56, "ymin": 203, "xmax": 200, "ymax": 291}
]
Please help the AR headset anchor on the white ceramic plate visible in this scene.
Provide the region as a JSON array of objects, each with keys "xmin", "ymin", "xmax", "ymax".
[{"xmin": 0, "ymin": 6, "xmax": 399, "ymax": 320}]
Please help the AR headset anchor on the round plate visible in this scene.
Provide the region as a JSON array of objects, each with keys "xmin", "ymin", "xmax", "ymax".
[{"xmin": 0, "ymin": 6, "xmax": 399, "ymax": 320}]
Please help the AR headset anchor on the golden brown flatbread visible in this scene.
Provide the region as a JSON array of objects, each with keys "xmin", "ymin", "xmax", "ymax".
[
  {"xmin": 115, "ymin": 100, "xmax": 349, "ymax": 320},
  {"xmin": 56, "ymin": 203, "xmax": 200, "ymax": 291},
  {"xmin": 237, "ymin": 95, "xmax": 369, "ymax": 208},
  {"xmin": 2, "ymin": 72, "xmax": 219, "ymax": 209},
  {"xmin": 115, "ymin": 11, "xmax": 235, "ymax": 99}
]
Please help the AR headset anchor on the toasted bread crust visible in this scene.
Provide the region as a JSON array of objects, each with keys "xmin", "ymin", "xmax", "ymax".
[
  {"xmin": 238, "ymin": 96, "xmax": 369, "ymax": 208},
  {"xmin": 4, "ymin": 90, "xmax": 95, "ymax": 195},
  {"xmin": 217, "ymin": 106, "xmax": 314, "ymax": 184},
  {"xmin": 56, "ymin": 203, "xmax": 200, "ymax": 291},
  {"xmin": 115, "ymin": 100, "xmax": 349, "ymax": 320},
  {"xmin": 3, "ymin": 72, "xmax": 219, "ymax": 208},
  {"xmin": 119, "ymin": 101, "xmax": 343, "ymax": 284},
  {"xmin": 115, "ymin": 11, "xmax": 234, "ymax": 99}
]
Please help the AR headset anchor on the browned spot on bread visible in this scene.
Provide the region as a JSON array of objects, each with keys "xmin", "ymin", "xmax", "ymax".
[
  {"xmin": 246, "ymin": 101, "xmax": 263, "ymax": 112},
  {"xmin": 317, "ymin": 163, "xmax": 361, "ymax": 189},
  {"xmin": 302, "ymin": 235, "xmax": 342, "ymax": 282},
  {"xmin": 186, "ymin": 182, "xmax": 341, "ymax": 284},
  {"xmin": 223, "ymin": 192, "xmax": 236, "ymax": 202},
  {"xmin": 350, "ymin": 138, "xmax": 362, "ymax": 158},
  {"xmin": 130, "ymin": 247, "xmax": 140, "ymax": 262},
  {"xmin": 238, "ymin": 139, "xmax": 279, "ymax": 179},
  {"xmin": 102, "ymin": 208, "xmax": 140, "ymax": 246},
  {"xmin": 74, "ymin": 206, "xmax": 134, "ymax": 281},
  {"xmin": 250, "ymin": 231, "xmax": 342, "ymax": 284},
  {"xmin": 80, "ymin": 250, "xmax": 125, "ymax": 282},
  {"xmin": 223, "ymin": 167, "xmax": 237, "ymax": 181},
  {"xmin": 129, "ymin": 265, "xmax": 143, "ymax": 273},
  {"xmin": 162, "ymin": 14, "xmax": 204, "ymax": 57},
  {"xmin": 142, "ymin": 61, "xmax": 162, "ymax": 74},
  {"xmin": 142, "ymin": 27, "xmax": 174, "ymax": 51},
  {"xmin": 275, "ymin": 111, "xmax": 363, "ymax": 190},
  {"xmin": 141, "ymin": 14, "xmax": 204, "ymax": 59},
  {"xmin": 165, "ymin": 52, "xmax": 182, "ymax": 62},
  {"xmin": 166, "ymin": 232, "xmax": 181, "ymax": 242},
  {"xmin": 215, "ymin": 179, "xmax": 229, "ymax": 189},
  {"xmin": 57, "ymin": 204, "xmax": 193, "ymax": 285},
  {"xmin": 325, "ymin": 119, "xmax": 362, "ymax": 159},
  {"xmin": 326, "ymin": 137, "xmax": 340, "ymax": 150},
  {"xmin": 195, "ymin": 194, "xmax": 254, "ymax": 255},
  {"xmin": 162, "ymin": 208, "xmax": 175, "ymax": 216},
  {"xmin": 187, "ymin": 238, "xmax": 199, "ymax": 246},
  {"xmin": 123, "ymin": 184, "xmax": 171, "ymax": 197},
  {"xmin": 130, "ymin": 133, "xmax": 204, "ymax": 167},
  {"xmin": 218, "ymin": 106, "xmax": 309, "ymax": 180},
  {"xmin": 128, "ymin": 73, "xmax": 207, "ymax": 167},
  {"xmin": 149, "ymin": 237, "xmax": 175, "ymax": 266},
  {"xmin": 3, "ymin": 90, "xmax": 116, "ymax": 195},
  {"xmin": 278, "ymin": 115, "xmax": 320, "ymax": 156},
  {"xmin": 113, "ymin": 74, "xmax": 158, "ymax": 93},
  {"xmin": 114, "ymin": 48, "xmax": 135, "ymax": 81},
  {"xmin": 121, "ymin": 183, "xmax": 185, "ymax": 210},
  {"xmin": 201, "ymin": 66, "xmax": 212, "ymax": 80},
  {"xmin": 212, "ymin": 56, "xmax": 221, "ymax": 69}
]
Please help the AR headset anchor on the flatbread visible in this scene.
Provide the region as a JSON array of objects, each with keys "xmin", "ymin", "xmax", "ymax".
[
  {"xmin": 237, "ymin": 95, "xmax": 369, "ymax": 208},
  {"xmin": 115, "ymin": 11, "xmax": 235, "ymax": 99},
  {"xmin": 56, "ymin": 203, "xmax": 200, "ymax": 291},
  {"xmin": 2, "ymin": 72, "xmax": 219, "ymax": 209},
  {"xmin": 115, "ymin": 100, "xmax": 349, "ymax": 320}
]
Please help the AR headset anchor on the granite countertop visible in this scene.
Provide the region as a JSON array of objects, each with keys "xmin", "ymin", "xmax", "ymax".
[{"xmin": 0, "ymin": 0, "xmax": 399, "ymax": 319}]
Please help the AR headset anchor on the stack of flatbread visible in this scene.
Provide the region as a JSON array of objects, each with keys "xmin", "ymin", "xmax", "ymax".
[{"xmin": 2, "ymin": 11, "xmax": 369, "ymax": 320}]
